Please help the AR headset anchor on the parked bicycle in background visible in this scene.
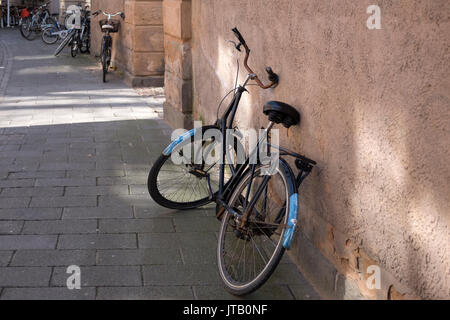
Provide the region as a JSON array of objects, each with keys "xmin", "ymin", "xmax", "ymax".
[
  {"xmin": 92, "ymin": 9, "xmax": 125, "ymax": 82},
  {"xmin": 20, "ymin": 2, "xmax": 56, "ymax": 41},
  {"xmin": 54, "ymin": 5, "xmax": 91, "ymax": 57}
]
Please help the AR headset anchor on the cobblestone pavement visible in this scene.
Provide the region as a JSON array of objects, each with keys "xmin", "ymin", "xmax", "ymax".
[{"xmin": 0, "ymin": 29, "xmax": 319, "ymax": 300}]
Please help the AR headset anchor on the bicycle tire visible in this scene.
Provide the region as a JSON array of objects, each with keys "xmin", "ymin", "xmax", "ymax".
[
  {"xmin": 148, "ymin": 125, "xmax": 245, "ymax": 210},
  {"xmin": 217, "ymin": 159, "xmax": 297, "ymax": 296},
  {"xmin": 71, "ymin": 40, "xmax": 78, "ymax": 57},
  {"xmin": 54, "ymin": 29, "xmax": 75, "ymax": 56},
  {"xmin": 101, "ymin": 38, "xmax": 110, "ymax": 82},
  {"xmin": 41, "ymin": 27, "xmax": 59, "ymax": 45},
  {"xmin": 20, "ymin": 17, "xmax": 32, "ymax": 39}
]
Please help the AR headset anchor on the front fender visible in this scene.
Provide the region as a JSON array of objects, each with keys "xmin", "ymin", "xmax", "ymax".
[{"xmin": 162, "ymin": 128, "xmax": 197, "ymax": 156}]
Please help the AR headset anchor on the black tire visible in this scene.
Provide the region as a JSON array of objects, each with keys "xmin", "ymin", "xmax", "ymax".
[
  {"xmin": 217, "ymin": 159, "xmax": 297, "ymax": 296},
  {"xmin": 101, "ymin": 38, "xmax": 110, "ymax": 82},
  {"xmin": 20, "ymin": 17, "xmax": 32, "ymax": 39},
  {"xmin": 148, "ymin": 125, "xmax": 245, "ymax": 210},
  {"xmin": 54, "ymin": 29, "xmax": 75, "ymax": 56},
  {"xmin": 70, "ymin": 41, "xmax": 78, "ymax": 57},
  {"xmin": 80, "ymin": 34, "xmax": 90, "ymax": 54},
  {"xmin": 102, "ymin": 53, "xmax": 107, "ymax": 82}
]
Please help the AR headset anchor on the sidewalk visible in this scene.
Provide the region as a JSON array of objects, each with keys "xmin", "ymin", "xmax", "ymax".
[{"xmin": 0, "ymin": 29, "xmax": 319, "ymax": 300}]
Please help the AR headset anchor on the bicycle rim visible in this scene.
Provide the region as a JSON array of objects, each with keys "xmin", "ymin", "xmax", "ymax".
[
  {"xmin": 148, "ymin": 126, "xmax": 242, "ymax": 209},
  {"xmin": 42, "ymin": 28, "xmax": 58, "ymax": 44},
  {"xmin": 217, "ymin": 162, "xmax": 291, "ymax": 295}
]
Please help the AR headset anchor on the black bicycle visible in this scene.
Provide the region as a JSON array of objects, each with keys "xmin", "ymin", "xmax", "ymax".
[
  {"xmin": 147, "ymin": 28, "xmax": 317, "ymax": 295},
  {"xmin": 20, "ymin": 2, "xmax": 55, "ymax": 41},
  {"xmin": 92, "ymin": 10, "xmax": 125, "ymax": 83},
  {"xmin": 54, "ymin": 7, "xmax": 90, "ymax": 57}
]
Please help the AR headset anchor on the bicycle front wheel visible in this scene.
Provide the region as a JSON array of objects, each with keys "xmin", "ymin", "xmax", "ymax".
[
  {"xmin": 148, "ymin": 125, "xmax": 244, "ymax": 210},
  {"xmin": 217, "ymin": 159, "xmax": 297, "ymax": 295},
  {"xmin": 42, "ymin": 27, "xmax": 59, "ymax": 45},
  {"xmin": 54, "ymin": 29, "xmax": 75, "ymax": 56},
  {"xmin": 20, "ymin": 17, "xmax": 32, "ymax": 39}
]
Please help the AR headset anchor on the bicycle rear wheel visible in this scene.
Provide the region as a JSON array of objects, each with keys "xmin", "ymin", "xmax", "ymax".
[
  {"xmin": 71, "ymin": 39, "xmax": 78, "ymax": 57},
  {"xmin": 217, "ymin": 159, "xmax": 297, "ymax": 295}
]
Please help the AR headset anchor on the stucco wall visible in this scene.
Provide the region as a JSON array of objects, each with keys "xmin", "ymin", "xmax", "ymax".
[{"xmin": 190, "ymin": 0, "xmax": 449, "ymax": 299}]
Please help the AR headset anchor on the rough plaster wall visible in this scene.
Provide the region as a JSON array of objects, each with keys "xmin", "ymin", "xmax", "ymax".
[{"xmin": 191, "ymin": 0, "xmax": 449, "ymax": 299}]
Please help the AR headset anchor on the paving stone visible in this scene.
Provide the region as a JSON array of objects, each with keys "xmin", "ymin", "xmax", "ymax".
[
  {"xmin": 266, "ymin": 263, "xmax": 312, "ymax": 286},
  {"xmin": 173, "ymin": 216, "xmax": 220, "ymax": 232},
  {"xmin": 65, "ymin": 185, "xmax": 129, "ymax": 196},
  {"xmin": 181, "ymin": 245, "xmax": 217, "ymax": 265},
  {"xmin": 143, "ymin": 264, "xmax": 221, "ymax": 286},
  {"xmin": 22, "ymin": 220, "xmax": 98, "ymax": 234},
  {"xmin": 135, "ymin": 206, "xmax": 212, "ymax": 218},
  {"xmin": 0, "ymin": 187, "xmax": 64, "ymax": 198},
  {"xmin": 35, "ymin": 178, "xmax": 96, "ymax": 187},
  {"xmin": 128, "ymin": 185, "xmax": 148, "ymax": 195},
  {"xmin": 7, "ymin": 171, "xmax": 66, "ymax": 180},
  {"xmin": 30, "ymin": 196, "xmax": 97, "ymax": 208},
  {"xmin": 1, "ymin": 287, "xmax": 96, "ymax": 300},
  {"xmin": 97, "ymin": 286, "xmax": 194, "ymax": 300},
  {"xmin": 0, "ymin": 221, "xmax": 24, "ymax": 234},
  {"xmin": 0, "ymin": 267, "xmax": 52, "ymax": 287},
  {"xmin": 0, "ymin": 197, "xmax": 31, "ymax": 208},
  {"xmin": 66, "ymin": 169, "xmax": 125, "ymax": 178},
  {"xmin": 0, "ymin": 251, "xmax": 13, "ymax": 266},
  {"xmin": 288, "ymin": 284, "xmax": 322, "ymax": 300},
  {"xmin": 97, "ymin": 176, "xmax": 147, "ymax": 186},
  {"xmin": 51, "ymin": 266, "xmax": 142, "ymax": 287},
  {"xmin": 58, "ymin": 234, "xmax": 137, "ymax": 249},
  {"xmin": 99, "ymin": 219, "xmax": 174, "ymax": 233},
  {"xmin": 194, "ymin": 285, "xmax": 295, "ymax": 300},
  {"xmin": 62, "ymin": 206, "xmax": 133, "ymax": 219},
  {"xmin": 0, "ymin": 208, "xmax": 62, "ymax": 220},
  {"xmin": 38, "ymin": 162, "xmax": 96, "ymax": 171},
  {"xmin": 138, "ymin": 232, "xmax": 217, "ymax": 249},
  {"xmin": 11, "ymin": 250, "xmax": 96, "ymax": 267},
  {"xmin": 97, "ymin": 248, "xmax": 182, "ymax": 266},
  {"xmin": 0, "ymin": 179, "xmax": 35, "ymax": 188},
  {"xmin": 0, "ymin": 235, "xmax": 58, "ymax": 250}
]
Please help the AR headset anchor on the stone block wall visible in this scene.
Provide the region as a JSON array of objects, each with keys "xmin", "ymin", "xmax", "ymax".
[{"xmin": 162, "ymin": 0, "xmax": 192, "ymax": 129}]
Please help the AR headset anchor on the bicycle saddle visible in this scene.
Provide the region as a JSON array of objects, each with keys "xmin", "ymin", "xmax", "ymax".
[{"xmin": 263, "ymin": 101, "xmax": 301, "ymax": 128}]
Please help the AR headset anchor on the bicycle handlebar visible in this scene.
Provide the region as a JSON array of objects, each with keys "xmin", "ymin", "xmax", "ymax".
[
  {"xmin": 92, "ymin": 10, "xmax": 125, "ymax": 20},
  {"xmin": 232, "ymin": 27, "xmax": 279, "ymax": 89}
]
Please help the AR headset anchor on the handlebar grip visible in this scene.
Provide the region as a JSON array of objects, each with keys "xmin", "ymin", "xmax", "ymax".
[
  {"xmin": 266, "ymin": 67, "xmax": 279, "ymax": 84},
  {"xmin": 232, "ymin": 27, "xmax": 246, "ymax": 46}
]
